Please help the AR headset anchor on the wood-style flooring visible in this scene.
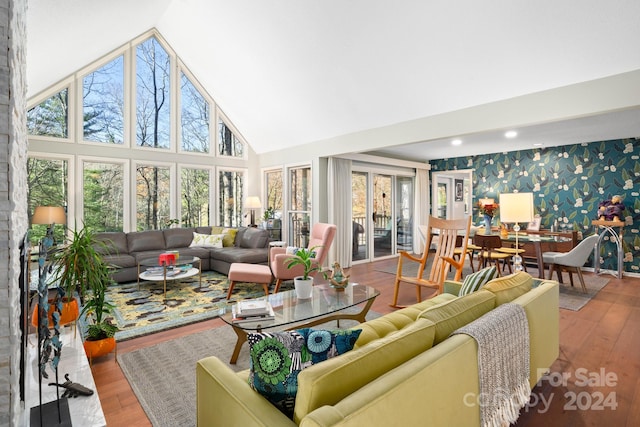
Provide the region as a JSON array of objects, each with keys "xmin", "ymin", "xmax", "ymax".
[{"xmin": 90, "ymin": 258, "xmax": 640, "ymax": 426}]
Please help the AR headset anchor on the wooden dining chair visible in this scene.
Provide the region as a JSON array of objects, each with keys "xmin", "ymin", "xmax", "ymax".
[
  {"xmin": 473, "ymin": 234, "xmax": 512, "ymax": 276},
  {"xmin": 390, "ymin": 215, "xmax": 472, "ymax": 308}
]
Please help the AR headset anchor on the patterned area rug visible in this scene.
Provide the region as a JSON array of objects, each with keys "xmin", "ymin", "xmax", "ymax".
[
  {"xmin": 118, "ymin": 312, "xmax": 379, "ymax": 427},
  {"xmin": 106, "ymin": 271, "xmax": 293, "ymax": 341}
]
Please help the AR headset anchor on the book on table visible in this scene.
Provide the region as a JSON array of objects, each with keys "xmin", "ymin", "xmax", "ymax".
[
  {"xmin": 237, "ymin": 299, "xmax": 271, "ymax": 316},
  {"xmin": 233, "ymin": 301, "xmax": 275, "ymax": 324}
]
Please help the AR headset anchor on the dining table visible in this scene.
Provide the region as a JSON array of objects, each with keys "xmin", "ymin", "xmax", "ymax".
[{"xmin": 498, "ymin": 232, "xmax": 573, "ymax": 278}]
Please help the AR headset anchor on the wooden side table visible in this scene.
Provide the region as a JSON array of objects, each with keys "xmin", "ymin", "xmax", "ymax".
[{"xmin": 592, "ymin": 219, "xmax": 625, "ymax": 279}]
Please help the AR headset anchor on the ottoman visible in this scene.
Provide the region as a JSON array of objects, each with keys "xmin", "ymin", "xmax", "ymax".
[{"xmin": 227, "ymin": 263, "xmax": 272, "ymax": 300}]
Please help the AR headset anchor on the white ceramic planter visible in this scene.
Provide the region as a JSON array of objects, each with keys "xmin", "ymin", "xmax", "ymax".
[{"xmin": 294, "ymin": 277, "xmax": 313, "ymax": 299}]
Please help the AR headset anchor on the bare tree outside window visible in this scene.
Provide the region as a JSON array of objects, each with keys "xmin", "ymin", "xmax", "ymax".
[
  {"xmin": 27, "ymin": 157, "xmax": 68, "ymax": 244},
  {"xmin": 181, "ymin": 72, "xmax": 210, "ymax": 153},
  {"xmin": 181, "ymin": 168, "xmax": 210, "ymax": 227},
  {"xmin": 136, "ymin": 37, "xmax": 171, "ymax": 149},
  {"xmin": 83, "ymin": 56, "xmax": 125, "ymax": 144},
  {"xmin": 136, "ymin": 165, "xmax": 170, "ymax": 230},
  {"xmin": 218, "ymin": 118, "xmax": 244, "ymax": 157},
  {"xmin": 219, "ymin": 170, "xmax": 245, "ymax": 227},
  {"xmin": 83, "ymin": 162, "xmax": 124, "ymax": 231},
  {"xmin": 27, "ymin": 89, "xmax": 69, "ymax": 138}
]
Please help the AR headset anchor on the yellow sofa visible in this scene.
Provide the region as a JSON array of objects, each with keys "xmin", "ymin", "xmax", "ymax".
[{"xmin": 196, "ymin": 271, "xmax": 559, "ymax": 426}]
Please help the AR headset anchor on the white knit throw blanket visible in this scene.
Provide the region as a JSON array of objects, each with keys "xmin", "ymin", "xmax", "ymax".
[{"xmin": 452, "ymin": 303, "xmax": 530, "ymax": 427}]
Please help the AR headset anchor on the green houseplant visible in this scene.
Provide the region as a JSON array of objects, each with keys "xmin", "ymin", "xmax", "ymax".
[{"xmin": 286, "ymin": 246, "xmax": 322, "ymax": 299}]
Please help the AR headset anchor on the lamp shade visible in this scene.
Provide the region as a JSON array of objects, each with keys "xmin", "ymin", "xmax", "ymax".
[
  {"xmin": 31, "ymin": 206, "xmax": 67, "ymax": 225},
  {"xmin": 499, "ymin": 193, "xmax": 534, "ymax": 223},
  {"xmin": 245, "ymin": 196, "xmax": 262, "ymax": 210}
]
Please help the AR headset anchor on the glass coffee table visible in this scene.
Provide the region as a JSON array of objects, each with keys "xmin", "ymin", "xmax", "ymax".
[
  {"xmin": 137, "ymin": 256, "xmax": 202, "ymax": 300},
  {"xmin": 221, "ymin": 283, "xmax": 380, "ymax": 364}
]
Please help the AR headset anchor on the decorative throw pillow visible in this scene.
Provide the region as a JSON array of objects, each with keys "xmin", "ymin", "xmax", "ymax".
[
  {"xmin": 459, "ymin": 266, "xmax": 498, "ymax": 296},
  {"xmin": 248, "ymin": 328, "xmax": 362, "ymax": 418},
  {"xmin": 210, "ymin": 227, "xmax": 238, "ymax": 246},
  {"xmin": 285, "ymin": 246, "xmax": 299, "ymax": 255},
  {"xmin": 189, "ymin": 232, "xmax": 224, "ymax": 248}
]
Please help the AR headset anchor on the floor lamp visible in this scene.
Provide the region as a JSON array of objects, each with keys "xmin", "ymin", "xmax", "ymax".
[
  {"xmin": 499, "ymin": 193, "xmax": 534, "ymax": 272},
  {"xmin": 31, "ymin": 206, "xmax": 70, "ymax": 426}
]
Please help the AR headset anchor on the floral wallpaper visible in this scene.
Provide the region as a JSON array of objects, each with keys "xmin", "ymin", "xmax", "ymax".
[{"xmin": 430, "ymin": 138, "xmax": 640, "ymax": 274}]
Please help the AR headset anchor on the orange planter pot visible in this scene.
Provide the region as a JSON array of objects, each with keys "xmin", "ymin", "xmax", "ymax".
[
  {"xmin": 31, "ymin": 298, "xmax": 79, "ymax": 328},
  {"xmin": 83, "ymin": 337, "xmax": 116, "ymax": 363}
]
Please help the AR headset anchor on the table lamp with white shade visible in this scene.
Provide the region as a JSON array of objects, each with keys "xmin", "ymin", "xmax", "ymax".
[
  {"xmin": 499, "ymin": 193, "xmax": 534, "ymax": 271},
  {"xmin": 245, "ymin": 196, "xmax": 262, "ymax": 227}
]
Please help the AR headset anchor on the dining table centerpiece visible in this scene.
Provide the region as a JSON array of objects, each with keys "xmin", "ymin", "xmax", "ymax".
[{"xmin": 478, "ymin": 198, "xmax": 499, "ymax": 234}]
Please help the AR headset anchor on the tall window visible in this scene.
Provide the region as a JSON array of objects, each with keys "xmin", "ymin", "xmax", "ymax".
[
  {"xmin": 136, "ymin": 164, "xmax": 171, "ymax": 230},
  {"xmin": 218, "ymin": 118, "xmax": 244, "ymax": 157},
  {"xmin": 219, "ymin": 169, "xmax": 245, "ymax": 227},
  {"xmin": 136, "ymin": 37, "xmax": 171, "ymax": 149},
  {"xmin": 83, "ymin": 161, "xmax": 125, "ymax": 231},
  {"xmin": 27, "ymin": 89, "xmax": 69, "ymax": 138},
  {"xmin": 265, "ymin": 169, "xmax": 283, "ymax": 217},
  {"xmin": 83, "ymin": 56, "xmax": 125, "ymax": 144},
  {"xmin": 289, "ymin": 166, "xmax": 311, "ymax": 247},
  {"xmin": 27, "ymin": 157, "xmax": 69, "ymax": 243},
  {"xmin": 180, "ymin": 72, "xmax": 210, "ymax": 153},
  {"xmin": 27, "ymin": 30, "xmax": 249, "ymax": 233},
  {"xmin": 181, "ymin": 167, "xmax": 210, "ymax": 227}
]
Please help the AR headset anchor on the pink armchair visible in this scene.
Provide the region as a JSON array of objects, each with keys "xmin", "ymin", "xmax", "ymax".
[{"xmin": 270, "ymin": 223, "xmax": 337, "ymax": 293}]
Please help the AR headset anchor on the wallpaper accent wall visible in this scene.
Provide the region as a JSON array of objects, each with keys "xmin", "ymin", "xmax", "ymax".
[{"xmin": 430, "ymin": 138, "xmax": 640, "ymax": 274}]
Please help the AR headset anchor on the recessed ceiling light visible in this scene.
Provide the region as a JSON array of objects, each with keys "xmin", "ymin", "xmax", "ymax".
[
  {"xmin": 533, "ymin": 143, "xmax": 543, "ymax": 147},
  {"xmin": 451, "ymin": 139, "xmax": 462, "ymax": 146},
  {"xmin": 505, "ymin": 130, "xmax": 518, "ymax": 138}
]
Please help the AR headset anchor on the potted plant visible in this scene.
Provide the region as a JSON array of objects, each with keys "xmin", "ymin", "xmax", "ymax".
[
  {"xmin": 80, "ymin": 258, "xmax": 118, "ymax": 362},
  {"xmin": 286, "ymin": 246, "xmax": 322, "ymax": 299},
  {"xmin": 31, "ymin": 225, "xmax": 103, "ymax": 327}
]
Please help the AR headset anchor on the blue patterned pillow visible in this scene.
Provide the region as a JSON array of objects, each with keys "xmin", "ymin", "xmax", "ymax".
[
  {"xmin": 248, "ymin": 328, "xmax": 362, "ymax": 417},
  {"xmin": 459, "ymin": 266, "xmax": 498, "ymax": 295}
]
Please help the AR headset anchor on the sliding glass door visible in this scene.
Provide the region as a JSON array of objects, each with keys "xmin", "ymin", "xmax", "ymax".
[{"xmin": 352, "ymin": 170, "xmax": 414, "ymax": 262}]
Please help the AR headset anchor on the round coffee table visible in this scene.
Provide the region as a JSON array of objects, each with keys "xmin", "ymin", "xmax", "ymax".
[{"xmin": 137, "ymin": 256, "xmax": 202, "ymax": 300}]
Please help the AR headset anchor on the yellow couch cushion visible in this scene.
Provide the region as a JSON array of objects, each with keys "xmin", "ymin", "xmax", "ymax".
[
  {"xmin": 418, "ymin": 289, "xmax": 496, "ymax": 344},
  {"xmin": 482, "ymin": 271, "xmax": 533, "ymax": 305},
  {"xmin": 294, "ymin": 318, "xmax": 436, "ymax": 423},
  {"xmin": 354, "ymin": 293, "xmax": 455, "ymax": 348},
  {"xmin": 211, "ymin": 226, "xmax": 238, "ymax": 247}
]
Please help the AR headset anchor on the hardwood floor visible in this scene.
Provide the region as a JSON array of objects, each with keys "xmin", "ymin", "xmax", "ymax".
[{"xmin": 90, "ymin": 258, "xmax": 640, "ymax": 426}]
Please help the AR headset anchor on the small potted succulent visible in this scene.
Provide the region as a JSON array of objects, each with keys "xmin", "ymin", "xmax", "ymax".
[{"xmin": 285, "ymin": 246, "xmax": 322, "ymax": 299}]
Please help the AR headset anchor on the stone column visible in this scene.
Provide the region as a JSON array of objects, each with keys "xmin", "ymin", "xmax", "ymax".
[{"xmin": 0, "ymin": 0, "xmax": 28, "ymax": 425}]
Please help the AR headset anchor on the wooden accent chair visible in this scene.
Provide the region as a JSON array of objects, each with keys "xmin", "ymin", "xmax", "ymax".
[
  {"xmin": 390, "ymin": 215, "xmax": 472, "ymax": 308},
  {"xmin": 270, "ymin": 223, "xmax": 337, "ymax": 293},
  {"xmin": 473, "ymin": 234, "xmax": 513, "ymax": 275}
]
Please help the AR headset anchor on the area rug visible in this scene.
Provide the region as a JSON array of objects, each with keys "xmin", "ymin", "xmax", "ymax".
[
  {"xmin": 105, "ymin": 271, "xmax": 293, "ymax": 341},
  {"xmin": 556, "ymin": 274, "xmax": 609, "ymax": 311},
  {"xmin": 117, "ymin": 312, "xmax": 379, "ymax": 427}
]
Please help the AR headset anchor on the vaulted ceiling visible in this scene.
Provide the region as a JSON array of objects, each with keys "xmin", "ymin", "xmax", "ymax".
[{"xmin": 27, "ymin": 0, "xmax": 640, "ymax": 161}]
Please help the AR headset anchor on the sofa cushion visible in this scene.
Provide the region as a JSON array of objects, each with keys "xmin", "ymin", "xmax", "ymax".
[
  {"xmin": 248, "ymin": 328, "xmax": 361, "ymax": 418},
  {"xmin": 94, "ymin": 232, "xmax": 128, "ymax": 255},
  {"xmin": 418, "ymin": 289, "xmax": 496, "ymax": 344},
  {"xmin": 164, "ymin": 227, "xmax": 196, "ymax": 248},
  {"xmin": 211, "ymin": 226, "xmax": 238, "ymax": 247},
  {"xmin": 293, "ymin": 318, "xmax": 436, "ymax": 423},
  {"xmin": 127, "ymin": 230, "xmax": 165, "ymax": 253},
  {"xmin": 209, "ymin": 247, "xmax": 269, "ymax": 264},
  {"xmin": 459, "ymin": 266, "xmax": 498, "ymax": 296},
  {"xmin": 239, "ymin": 227, "xmax": 269, "ymax": 249},
  {"xmin": 482, "ymin": 271, "xmax": 533, "ymax": 305},
  {"xmin": 189, "ymin": 232, "xmax": 224, "ymax": 248},
  {"xmin": 354, "ymin": 293, "xmax": 455, "ymax": 347}
]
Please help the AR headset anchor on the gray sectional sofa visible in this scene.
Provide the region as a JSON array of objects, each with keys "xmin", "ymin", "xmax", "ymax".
[{"xmin": 95, "ymin": 226, "xmax": 271, "ymax": 283}]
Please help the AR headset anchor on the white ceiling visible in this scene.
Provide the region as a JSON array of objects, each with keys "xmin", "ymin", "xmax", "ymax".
[{"xmin": 27, "ymin": 0, "xmax": 640, "ymax": 160}]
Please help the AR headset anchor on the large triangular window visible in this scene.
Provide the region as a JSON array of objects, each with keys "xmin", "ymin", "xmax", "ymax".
[
  {"xmin": 83, "ymin": 55, "xmax": 125, "ymax": 144},
  {"xmin": 27, "ymin": 89, "xmax": 69, "ymax": 138}
]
